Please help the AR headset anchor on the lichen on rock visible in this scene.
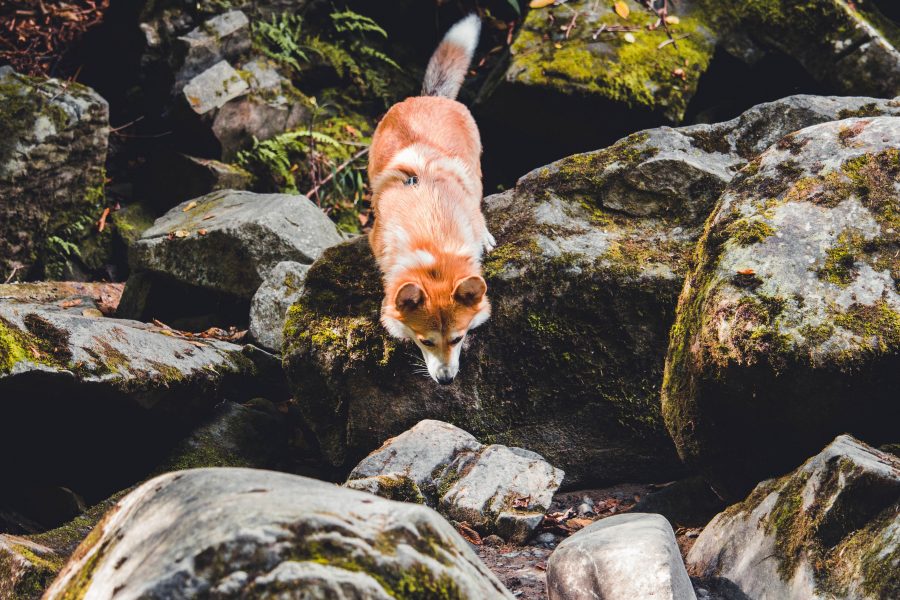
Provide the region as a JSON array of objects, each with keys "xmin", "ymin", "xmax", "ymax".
[{"xmin": 662, "ymin": 116, "xmax": 900, "ymax": 499}]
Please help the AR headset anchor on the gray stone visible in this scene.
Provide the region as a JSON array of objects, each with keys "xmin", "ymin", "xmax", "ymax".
[
  {"xmin": 347, "ymin": 420, "xmax": 563, "ymax": 543},
  {"xmin": 182, "ymin": 60, "xmax": 249, "ymax": 115},
  {"xmin": 125, "ymin": 190, "xmax": 342, "ymax": 302},
  {"xmin": 249, "ymin": 261, "xmax": 310, "ymax": 352},
  {"xmin": 547, "ymin": 513, "xmax": 696, "ymax": 600},
  {"xmin": 0, "ymin": 69, "xmax": 108, "ymax": 280},
  {"xmin": 687, "ymin": 435, "xmax": 900, "ymax": 600},
  {"xmin": 43, "ymin": 468, "xmax": 515, "ymax": 599},
  {"xmin": 0, "ymin": 535, "xmax": 60, "ymax": 599},
  {"xmin": 662, "ymin": 116, "xmax": 900, "ymax": 499},
  {"xmin": 176, "ymin": 11, "xmax": 250, "ymax": 85}
]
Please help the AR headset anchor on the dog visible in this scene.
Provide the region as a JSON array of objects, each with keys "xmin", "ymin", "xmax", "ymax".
[{"xmin": 368, "ymin": 14, "xmax": 493, "ymax": 386}]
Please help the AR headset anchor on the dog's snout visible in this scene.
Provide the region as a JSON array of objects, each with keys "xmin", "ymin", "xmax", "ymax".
[
  {"xmin": 437, "ymin": 374, "xmax": 455, "ymax": 385},
  {"xmin": 435, "ymin": 365, "xmax": 455, "ymax": 385}
]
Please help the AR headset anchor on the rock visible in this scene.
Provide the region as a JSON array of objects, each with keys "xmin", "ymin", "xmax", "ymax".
[
  {"xmin": 0, "ymin": 535, "xmax": 62, "ymax": 600},
  {"xmin": 476, "ymin": 0, "xmax": 715, "ymax": 164},
  {"xmin": 119, "ymin": 190, "xmax": 341, "ymax": 328},
  {"xmin": 210, "ymin": 58, "xmax": 310, "ymax": 160},
  {"xmin": 346, "ymin": 420, "xmax": 564, "ymax": 543},
  {"xmin": 547, "ymin": 513, "xmax": 696, "ymax": 600},
  {"xmin": 0, "ymin": 281, "xmax": 122, "ymax": 314},
  {"xmin": 662, "ymin": 116, "xmax": 900, "ymax": 499},
  {"xmin": 175, "ymin": 11, "xmax": 251, "ymax": 86},
  {"xmin": 0, "ymin": 294, "xmax": 262, "ymax": 504},
  {"xmin": 182, "ymin": 60, "xmax": 249, "ymax": 115},
  {"xmin": 704, "ymin": 0, "xmax": 900, "ymax": 97},
  {"xmin": 687, "ymin": 435, "xmax": 900, "ymax": 600},
  {"xmin": 44, "ymin": 468, "xmax": 515, "ymax": 599},
  {"xmin": 249, "ymin": 261, "xmax": 309, "ymax": 352},
  {"xmin": 0, "ymin": 68, "xmax": 108, "ymax": 280}
]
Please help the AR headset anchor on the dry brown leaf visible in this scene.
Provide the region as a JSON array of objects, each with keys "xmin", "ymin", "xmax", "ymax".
[
  {"xmin": 97, "ymin": 206, "xmax": 110, "ymax": 232},
  {"xmin": 737, "ymin": 268, "xmax": 756, "ymax": 275},
  {"xmin": 173, "ymin": 229, "xmax": 190, "ymax": 238},
  {"xmin": 529, "ymin": 0, "xmax": 555, "ymax": 7},
  {"xmin": 456, "ymin": 522, "xmax": 483, "ymax": 545},
  {"xmin": 202, "ymin": 214, "xmax": 215, "ymax": 220},
  {"xmin": 198, "ymin": 228, "xmax": 208, "ymax": 236},
  {"xmin": 513, "ymin": 495, "xmax": 532, "ymax": 509},
  {"xmin": 665, "ymin": 15, "xmax": 680, "ymax": 24},
  {"xmin": 182, "ymin": 200, "xmax": 198, "ymax": 212},
  {"xmin": 614, "ymin": 1, "xmax": 630, "ymax": 19},
  {"xmin": 59, "ymin": 298, "xmax": 83, "ymax": 308},
  {"xmin": 81, "ymin": 308, "xmax": 103, "ymax": 318},
  {"xmin": 187, "ymin": 96, "xmax": 201, "ymax": 108}
]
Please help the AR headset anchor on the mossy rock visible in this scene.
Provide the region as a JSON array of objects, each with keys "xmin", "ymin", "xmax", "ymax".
[
  {"xmin": 688, "ymin": 435, "xmax": 900, "ymax": 599},
  {"xmin": 494, "ymin": 0, "xmax": 714, "ymax": 123},
  {"xmin": 662, "ymin": 116, "xmax": 900, "ymax": 500},
  {"xmin": 0, "ymin": 67, "xmax": 109, "ymax": 280},
  {"xmin": 282, "ymin": 129, "xmax": 745, "ymax": 487},
  {"xmin": 698, "ymin": 0, "xmax": 900, "ymax": 97},
  {"xmin": 43, "ymin": 469, "xmax": 514, "ymax": 599}
]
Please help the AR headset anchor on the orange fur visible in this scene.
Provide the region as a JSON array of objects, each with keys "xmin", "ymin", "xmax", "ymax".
[{"xmin": 367, "ymin": 22, "xmax": 491, "ymax": 385}]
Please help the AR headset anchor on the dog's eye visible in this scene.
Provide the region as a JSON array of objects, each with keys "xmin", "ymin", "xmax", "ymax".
[
  {"xmin": 420, "ymin": 339, "xmax": 435, "ymax": 347},
  {"xmin": 449, "ymin": 336, "xmax": 463, "ymax": 345},
  {"xmin": 403, "ymin": 175, "xmax": 418, "ymax": 186}
]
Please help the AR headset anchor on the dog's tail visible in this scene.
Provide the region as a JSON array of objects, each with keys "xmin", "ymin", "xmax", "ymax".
[{"xmin": 421, "ymin": 14, "xmax": 481, "ymax": 99}]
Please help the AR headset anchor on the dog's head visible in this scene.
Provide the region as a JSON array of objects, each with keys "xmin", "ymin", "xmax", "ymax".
[{"xmin": 382, "ymin": 260, "xmax": 489, "ymax": 385}]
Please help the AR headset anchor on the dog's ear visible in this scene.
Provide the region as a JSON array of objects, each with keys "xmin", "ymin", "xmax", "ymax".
[
  {"xmin": 395, "ymin": 282, "xmax": 425, "ymax": 312},
  {"xmin": 452, "ymin": 276, "xmax": 486, "ymax": 307}
]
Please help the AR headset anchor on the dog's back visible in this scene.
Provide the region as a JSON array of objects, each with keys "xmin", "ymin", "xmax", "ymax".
[{"xmin": 368, "ymin": 14, "xmax": 482, "ymax": 187}]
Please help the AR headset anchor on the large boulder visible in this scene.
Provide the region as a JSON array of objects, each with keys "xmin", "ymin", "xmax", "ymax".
[
  {"xmin": 0, "ymin": 290, "xmax": 265, "ymax": 510},
  {"xmin": 547, "ymin": 513, "xmax": 696, "ymax": 600},
  {"xmin": 662, "ymin": 116, "xmax": 900, "ymax": 499},
  {"xmin": 703, "ymin": 0, "xmax": 900, "ymax": 97},
  {"xmin": 0, "ymin": 67, "xmax": 109, "ymax": 280},
  {"xmin": 43, "ymin": 468, "xmax": 515, "ymax": 599},
  {"xmin": 282, "ymin": 95, "xmax": 900, "ymax": 488},
  {"xmin": 476, "ymin": 0, "xmax": 715, "ymax": 169},
  {"xmin": 118, "ymin": 190, "xmax": 342, "ymax": 328},
  {"xmin": 346, "ymin": 420, "xmax": 564, "ymax": 543},
  {"xmin": 688, "ymin": 435, "xmax": 900, "ymax": 599}
]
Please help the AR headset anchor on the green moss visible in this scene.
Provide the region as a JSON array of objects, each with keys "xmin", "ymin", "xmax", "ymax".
[
  {"xmin": 725, "ymin": 218, "xmax": 776, "ymax": 246},
  {"xmin": 837, "ymin": 103, "xmax": 884, "ymax": 120},
  {"xmin": 818, "ymin": 231, "xmax": 865, "ymax": 285},
  {"xmin": 367, "ymin": 475, "xmax": 426, "ymax": 504},
  {"xmin": 834, "ymin": 299, "xmax": 900, "ymax": 353},
  {"xmin": 0, "ymin": 315, "xmax": 73, "ymax": 374},
  {"xmin": 511, "ymin": 5, "xmax": 713, "ymax": 120}
]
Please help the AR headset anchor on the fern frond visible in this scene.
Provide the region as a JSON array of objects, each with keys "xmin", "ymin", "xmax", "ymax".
[{"xmin": 330, "ymin": 10, "xmax": 388, "ymax": 38}]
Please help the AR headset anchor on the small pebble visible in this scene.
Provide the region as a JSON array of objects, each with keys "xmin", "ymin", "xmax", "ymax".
[{"xmin": 534, "ymin": 532, "xmax": 556, "ymax": 544}]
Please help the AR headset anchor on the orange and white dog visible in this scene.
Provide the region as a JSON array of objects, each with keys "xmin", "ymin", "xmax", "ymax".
[{"xmin": 368, "ymin": 14, "xmax": 493, "ymax": 385}]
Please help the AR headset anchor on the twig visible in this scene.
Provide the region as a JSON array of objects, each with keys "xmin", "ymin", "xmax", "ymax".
[
  {"xmin": 110, "ymin": 115, "xmax": 144, "ymax": 133},
  {"xmin": 658, "ymin": 32, "xmax": 691, "ymax": 49},
  {"xmin": 645, "ymin": 0, "xmax": 677, "ymax": 49},
  {"xmin": 4, "ymin": 265, "xmax": 21, "ymax": 284},
  {"xmin": 564, "ymin": 11, "xmax": 579, "ymax": 40},
  {"xmin": 304, "ymin": 147, "xmax": 369, "ymax": 200}
]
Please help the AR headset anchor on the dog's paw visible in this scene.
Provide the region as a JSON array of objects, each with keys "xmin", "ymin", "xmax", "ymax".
[{"xmin": 483, "ymin": 230, "xmax": 497, "ymax": 253}]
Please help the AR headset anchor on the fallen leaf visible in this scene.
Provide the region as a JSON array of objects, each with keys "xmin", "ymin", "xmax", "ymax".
[
  {"xmin": 529, "ymin": 0, "xmax": 555, "ymax": 8},
  {"xmin": 173, "ymin": 229, "xmax": 190, "ymax": 238},
  {"xmin": 456, "ymin": 522, "xmax": 483, "ymax": 545},
  {"xmin": 182, "ymin": 200, "xmax": 198, "ymax": 212},
  {"xmin": 737, "ymin": 268, "xmax": 756, "ymax": 276},
  {"xmin": 344, "ymin": 124, "xmax": 361, "ymax": 138},
  {"xmin": 614, "ymin": 1, "xmax": 630, "ymax": 19},
  {"xmin": 513, "ymin": 495, "xmax": 532, "ymax": 509},
  {"xmin": 198, "ymin": 228, "xmax": 208, "ymax": 236},
  {"xmin": 59, "ymin": 298, "xmax": 83, "ymax": 308},
  {"xmin": 81, "ymin": 308, "xmax": 104, "ymax": 318},
  {"xmin": 554, "ymin": 42, "xmax": 563, "ymax": 49},
  {"xmin": 97, "ymin": 207, "xmax": 110, "ymax": 232},
  {"xmin": 665, "ymin": 15, "xmax": 680, "ymax": 24},
  {"xmin": 202, "ymin": 214, "xmax": 215, "ymax": 220},
  {"xmin": 673, "ymin": 67, "xmax": 686, "ymax": 79},
  {"xmin": 623, "ymin": 32, "xmax": 636, "ymax": 43},
  {"xmin": 567, "ymin": 517, "xmax": 594, "ymax": 530},
  {"xmin": 187, "ymin": 95, "xmax": 201, "ymax": 108}
]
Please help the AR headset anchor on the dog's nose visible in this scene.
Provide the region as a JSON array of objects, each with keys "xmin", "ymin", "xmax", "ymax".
[{"xmin": 437, "ymin": 374, "xmax": 455, "ymax": 385}]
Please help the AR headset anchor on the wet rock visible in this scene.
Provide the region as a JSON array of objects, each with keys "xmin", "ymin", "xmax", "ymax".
[
  {"xmin": 688, "ymin": 435, "xmax": 900, "ymax": 600},
  {"xmin": 0, "ymin": 68, "xmax": 108, "ymax": 280},
  {"xmin": 347, "ymin": 420, "xmax": 564, "ymax": 543},
  {"xmin": 705, "ymin": 0, "xmax": 900, "ymax": 97},
  {"xmin": 119, "ymin": 190, "xmax": 341, "ymax": 327},
  {"xmin": 44, "ymin": 468, "xmax": 515, "ymax": 599},
  {"xmin": 249, "ymin": 261, "xmax": 309, "ymax": 352},
  {"xmin": 547, "ymin": 513, "xmax": 696, "ymax": 600},
  {"xmin": 662, "ymin": 116, "xmax": 900, "ymax": 499},
  {"xmin": 175, "ymin": 11, "xmax": 251, "ymax": 86}
]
